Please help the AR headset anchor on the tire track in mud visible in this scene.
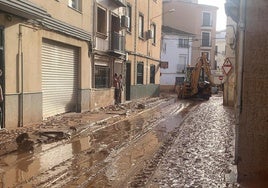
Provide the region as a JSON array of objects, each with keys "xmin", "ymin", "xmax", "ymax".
[
  {"xmin": 68, "ymin": 99, "xmax": 195, "ymax": 187},
  {"xmin": 128, "ymin": 101, "xmax": 200, "ymax": 188},
  {"xmin": 3, "ymin": 97, "xmax": 199, "ymax": 188}
]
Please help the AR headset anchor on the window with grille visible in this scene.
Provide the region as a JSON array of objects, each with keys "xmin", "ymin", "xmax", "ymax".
[
  {"xmin": 137, "ymin": 62, "xmax": 144, "ymax": 84},
  {"xmin": 201, "ymin": 32, "xmax": 211, "ymax": 47},
  {"xmin": 150, "ymin": 65, "xmax": 155, "ymax": 84},
  {"xmin": 97, "ymin": 6, "xmax": 107, "ymax": 36},
  {"xmin": 95, "ymin": 65, "xmax": 110, "ymax": 88},
  {"xmin": 178, "ymin": 38, "xmax": 189, "ymax": 48},
  {"xmin": 202, "ymin": 12, "xmax": 212, "ymax": 26}
]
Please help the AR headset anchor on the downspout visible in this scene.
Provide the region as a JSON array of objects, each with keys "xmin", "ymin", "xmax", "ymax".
[
  {"xmin": 134, "ymin": 0, "xmax": 137, "ymax": 85},
  {"xmin": 92, "ymin": 0, "xmax": 96, "ymax": 88},
  {"xmin": 146, "ymin": 0, "xmax": 150, "ymax": 85},
  {"xmin": 236, "ymin": 0, "xmax": 246, "ymax": 123},
  {"xmin": 17, "ymin": 24, "xmax": 38, "ymax": 127},
  {"xmin": 235, "ymin": 0, "xmax": 246, "ymax": 164},
  {"xmin": 18, "ymin": 25, "xmax": 24, "ymax": 127}
]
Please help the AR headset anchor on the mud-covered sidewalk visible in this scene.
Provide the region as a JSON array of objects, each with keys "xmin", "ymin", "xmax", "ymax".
[{"xmin": 0, "ymin": 96, "xmax": 172, "ymax": 157}]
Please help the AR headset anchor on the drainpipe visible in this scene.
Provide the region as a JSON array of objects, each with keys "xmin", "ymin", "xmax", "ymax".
[
  {"xmin": 18, "ymin": 25, "xmax": 24, "ymax": 127},
  {"xmin": 18, "ymin": 24, "xmax": 38, "ymax": 127},
  {"xmin": 92, "ymin": 0, "xmax": 96, "ymax": 88},
  {"xmin": 134, "ymin": 0, "xmax": 137, "ymax": 85},
  {"xmin": 236, "ymin": 0, "xmax": 246, "ymax": 122},
  {"xmin": 235, "ymin": 0, "xmax": 246, "ymax": 164},
  {"xmin": 147, "ymin": 0, "xmax": 151, "ymax": 86}
]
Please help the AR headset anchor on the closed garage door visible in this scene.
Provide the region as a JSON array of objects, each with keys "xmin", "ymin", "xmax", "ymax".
[{"xmin": 42, "ymin": 39, "xmax": 78, "ymax": 118}]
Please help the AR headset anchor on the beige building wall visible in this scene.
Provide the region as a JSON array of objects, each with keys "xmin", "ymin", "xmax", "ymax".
[
  {"xmin": 1, "ymin": 0, "xmax": 92, "ymax": 129},
  {"xmin": 125, "ymin": 0, "xmax": 162, "ymax": 99},
  {"xmin": 30, "ymin": 0, "xmax": 92, "ymax": 31},
  {"xmin": 163, "ymin": 0, "xmax": 217, "ymax": 69}
]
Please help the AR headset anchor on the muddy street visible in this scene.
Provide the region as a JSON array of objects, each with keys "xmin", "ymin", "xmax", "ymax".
[{"xmin": 0, "ymin": 94, "xmax": 237, "ymax": 188}]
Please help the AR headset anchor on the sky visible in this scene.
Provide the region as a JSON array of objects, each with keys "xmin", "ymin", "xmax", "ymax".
[{"xmin": 198, "ymin": 0, "xmax": 227, "ymax": 31}]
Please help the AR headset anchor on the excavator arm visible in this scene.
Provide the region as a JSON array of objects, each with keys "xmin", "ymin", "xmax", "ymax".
[
  {"xmin": 190, "ymin": 59, "xmax": 202, "ymax": 95},
  {"xmin": 202, "ymin": 57, "xmax": 215, "ymax": 86},
  {"xmin": 190, "ymin": 54, "xmax": 214, "ymax": 96}
]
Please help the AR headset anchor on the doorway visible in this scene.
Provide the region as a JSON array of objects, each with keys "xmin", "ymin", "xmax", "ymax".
[{"xmin": 126, "ymin": 62, "xmax": 131, "ymax": 100}]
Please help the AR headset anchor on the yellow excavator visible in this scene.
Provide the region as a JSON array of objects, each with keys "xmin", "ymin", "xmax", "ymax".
[{"xmin": 176, "ymin": 54, "xmax": 214, "ymax": 100}]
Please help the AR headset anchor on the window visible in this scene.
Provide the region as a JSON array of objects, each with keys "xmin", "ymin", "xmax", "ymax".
[
  {"xmin": 68, "ymin": 0, "xmax": 82, "ymax": 11},
  {"xmin": 95, "ymin": 65, "xmax": 110, "ymax": 88},
  {"xmin": 202, "ymin": 12, "xmax": 212, "ymax": 26},
  {"xmin": 179, "ymin": 55, "xmax": 187, "ymax": 72},
  {"xmin": 137, "ymin": 62, "xmax": 144, "ymax": 84},
  {"xmin": 138, "ymin": 14, "xmax": 144, "ymax": 38},
  {"xmin": 151, "ymin": 24, "xmax": 156, "ymax": 44},
  {"xmin": 150, "ymin": 65, "xmax": 155, "ymax": 84},
  {"xmin": 178, "ymin": 38, "xmax": 189, "ymax": 48},
  {"xmin": 126, "ymin": 4, "xmax": 132, "ymax": 32},
  {"xmin": 97, "ymin": 6, "xmax": 107, "ymax": 36},
  {"xmin": 201, "ymin": 32, "xmax": 211, "ymax": 47}
]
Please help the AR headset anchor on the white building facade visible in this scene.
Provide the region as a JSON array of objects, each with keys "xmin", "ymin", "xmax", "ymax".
[{"xmin": 160, "ymin": 26, "xmax": 194, "ymax": 92}]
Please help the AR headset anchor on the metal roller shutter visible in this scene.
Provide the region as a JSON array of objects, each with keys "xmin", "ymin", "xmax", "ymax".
[{"xmin": 42, "ymin": 40, "xmax": 78, "ymax": 118}]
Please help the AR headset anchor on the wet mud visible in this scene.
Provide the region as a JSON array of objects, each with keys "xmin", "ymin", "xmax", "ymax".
[{"xmin": 0, "ymin": 94, "xmax": 238, "ymax": 187}]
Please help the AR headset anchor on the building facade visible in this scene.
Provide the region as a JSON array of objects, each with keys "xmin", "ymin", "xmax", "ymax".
[
  {"xmin": 0, "ymin": 0, "xmax": 162, "ymax": 129},
  {"xmin": 0, "ymin": 0, "xmax": 93, "ymax": 129},
  {"xmin": 160, "ymin": 26, "xmax": 194, "ymax": 92},
  {"xmin": 163, "ymin": 0, "xmax": 217, "ymax": 70},
  {"xmin": 125, "ymin": 0, "xmax": 162, "ymax": 100},
  {"xmin": 226, "ymin": 0, "xmax": 268, "ymax": 185},
  {"xmin": 0, "ymin": 0, "xmax": 128, "ymax": 129},
  {"xmin": 91, "ymin": 0, "xmax": 127, "ymax": 108}
]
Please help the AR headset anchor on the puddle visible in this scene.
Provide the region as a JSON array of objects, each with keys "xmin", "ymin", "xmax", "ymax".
[{"xmin": 0, "ymin": 99, "xmax": 195, "ymax": 187}]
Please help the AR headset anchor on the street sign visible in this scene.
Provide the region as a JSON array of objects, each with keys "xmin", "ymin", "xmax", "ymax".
[{"xmin": 222, "ymin": 58, "xmax": 232, "ymax": 75}]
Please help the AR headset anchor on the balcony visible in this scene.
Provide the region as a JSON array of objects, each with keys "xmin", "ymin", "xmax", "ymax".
[
  {"xmin": 110, "ymin": 32, "xmax": 125, "ymax": 55},
  {"xmin": 111, "ymin": 0, "xmax": 126, "ymax": 7}
]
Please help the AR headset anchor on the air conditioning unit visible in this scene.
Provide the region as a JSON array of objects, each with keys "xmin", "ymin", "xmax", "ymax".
[
  {"xmin": 121, "ymin": 15, "xmax": 130, "ymax": 28},
  {"xmin": 147, "ymin": 30, "xmax": 153, "ymax": 39}
]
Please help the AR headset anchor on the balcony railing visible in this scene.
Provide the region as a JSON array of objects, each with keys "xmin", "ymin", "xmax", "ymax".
[
  {"xmin": 95, "ymin": 32, "xmax": 125, "ymax": 54},
  {"xmin": 111, "ymin": 0, "xmax": 126, "ymax": 7},
  {"xmin": 110, "ymin": 32, "xmax": 125, "ymax": 54}
]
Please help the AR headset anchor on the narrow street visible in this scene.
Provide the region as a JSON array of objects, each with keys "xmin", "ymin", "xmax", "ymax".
[{"xmin": 0, "ymin": 93, "xmax": 238, "ymax": 188}]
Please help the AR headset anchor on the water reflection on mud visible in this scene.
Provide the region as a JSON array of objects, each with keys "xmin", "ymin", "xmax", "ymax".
[{"xmin": 0, "ymin": 99, "xmax": 193, "ymax": 187}]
